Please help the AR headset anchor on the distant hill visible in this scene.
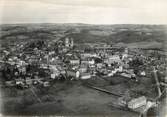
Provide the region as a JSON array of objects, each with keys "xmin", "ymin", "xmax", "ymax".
[
  {"xmin": 67, "ymin": 28, "xmax": 166, "ymax": 44},
  {"xmin": 0, "ymin": 23, "xmax": 166, "ymax": 49}
]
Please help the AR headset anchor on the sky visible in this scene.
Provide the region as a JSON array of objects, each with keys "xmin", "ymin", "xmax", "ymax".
[{"xmin": 0, "ymin": 0, "xmax": 167, "ymax": 24}]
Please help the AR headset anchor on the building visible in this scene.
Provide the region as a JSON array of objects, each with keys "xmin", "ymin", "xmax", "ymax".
[
  {"xmin": 78, "ymin": 66, "xmax": 88, "ymax": 73},
  {"xmin": 96, "ymin": 63, "xmax": 103, "ymax": 69},
  {"xmin": 80, "ymin": 72, "xmax": 91, "ymax": 79},
  {"xmin": 107, "ymin": 66, "xmax": 123, "ymax": 76},
  {"xmin": 88, "ymin": 59, "xmax": 95, "ymax": 65},
  {"xmin": 128, "ymin": 96, "xmax": 147, "ymax": 109},
  {"xmin": 104, "ymin": 55, "xmax": 121, "ymax": 64},
  {"xmin": 66, "ymin": 69, "xmax": 80, "ymax": 79},
  {"xmin": 25, "ymin": 77, "xmax": 33, "ymax": 85},
  {"xmin": 65, "ymin": 37, "xmax": 74, "ymax": 48},
  {"xmin": 70, "ymin": 59, "xmax": 80, "ymax": 65},
  {"xmin": 81, "ymin": 53, "xmax": 98, "ymax": 59}
]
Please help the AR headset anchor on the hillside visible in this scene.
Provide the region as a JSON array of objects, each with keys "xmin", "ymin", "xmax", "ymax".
[{"xmin": 0, "ymin": 23, "xmax": 166, "ymax": 49}]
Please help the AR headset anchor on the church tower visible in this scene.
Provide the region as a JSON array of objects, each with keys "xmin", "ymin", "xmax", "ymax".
[
  {"xmin": 65, "ymin": 37, "xmax": 70, "ymax": 47},
  {"xmin": 70, "ymin": 38, "xmax": 74, "ymax": 48},
  {"xmin": 65, "ymin": 37, "xmax": 74, "ymax": 48}
]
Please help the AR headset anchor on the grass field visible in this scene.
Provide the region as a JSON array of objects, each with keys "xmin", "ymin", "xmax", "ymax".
[{"xmin": 0, "ymin": 75, "xmax": 159, "ymax": 116}]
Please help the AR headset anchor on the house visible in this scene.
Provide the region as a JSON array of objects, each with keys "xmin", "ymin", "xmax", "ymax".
[
  {"xmin": 18, "ymin": 66, "xmax": 26, "ymax": 74},
  {"xmin": 140, "ymin": 71, "xmax": 146, "ymax": 76},
  {"xmin": 51, "ymin": 73, "xmax": 56, "ymax": 79},
  {"xmin": 25, "ymin": 77, "xmax": 33, "ymax": 85},
  {"xmin": 70, "ymin": 59, "xmax": 80, "ymax": 65},
  {"xmin": 78, "ymin": 66, "xmax": 87, "ymax": 73},
  {"xmin": 128, "ymin": 96, "xmax": 147, "ymax": 109},
  {"xmin": 88, "ymin": 59, "xmax": 95, "ymax": 65},
  {"xmin": 49, "ymin": 65, "xmax": 60, "ymax": 76},
  {"xmin": 66, "ymin": 69, "xmax": 80, "ymax": 79},
  {"xmin": 108, "ymin": 55, "xmax": 121, "ymax": 63},
  {"xmin": 120, "ymin": 72, "xmax": 136, "ymax": 79},
  {"xmin": 81, "ymin": 53, "xmax": 92, "ymax": 58},
  {"xmin": 81, "ymin": 58, "xmax": 95, "ymax": 65},
  {"xmin": 40, "ymin": 64, "xmax": 49, "ymax": 69},
  {"xmin": 43, "ymin": 81, "xmax": 50, "ymax": 87},
  {"xmin": 96, "ymin": 63, "xmax": 103, "ymax": 69},
  {"xmin": 122, "ymin": 53, "xmax": 128, "ymax": 60},
  {"xmin": 60, "ymin": 70, "xmax": 66, "ymax": 75},
  {"xmin": 15, "ymin": 78, "xmax": 24, "ymax": 85},
  {"xmin": 62, "ymin": 48, "xmax": 68, "ymax": 53},
  {"xmin": 81, "ymin": 60, "xmax": 89, "ymax": 65},
  {"xmin": 107, "ymin": 72, "xmax": 114, "ymax": 76},
  {"xmin": 48, "ymin": 51, "xmax": 55, "ymax": 55},
  {"xmin": 120, "ymin": 73, "xmax": 132, "ymax": 78},
  {"xmin": 115, "ymin": 66, "xmax": 123, "ymax": 72},
  {"xmin": 107, "ymin": 66, "xmax": 123, "ymax": 76},
  {"xmin": 80, "ymin": 72, "xmax": 91, "ymax": 79}
]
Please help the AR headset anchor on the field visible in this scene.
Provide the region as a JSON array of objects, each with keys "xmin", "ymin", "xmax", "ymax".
[{"xmin": 0, "ymin": 74, "xmax": 158, "ymax": 116}]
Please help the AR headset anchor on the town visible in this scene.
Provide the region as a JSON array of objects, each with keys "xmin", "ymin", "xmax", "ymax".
[{"xmin": 0, "ymin": 26, "xmax": 167, "ymax": 117}]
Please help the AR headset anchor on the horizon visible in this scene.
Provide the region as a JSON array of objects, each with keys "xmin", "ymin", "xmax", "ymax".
[{"xmin": 0, "ymin": 22, "xmax": 167, "ymax": 26}]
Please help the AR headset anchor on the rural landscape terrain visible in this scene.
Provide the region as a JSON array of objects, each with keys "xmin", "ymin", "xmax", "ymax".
[
  {"xmin": 0, "ymin": 24, "xmax": 166, "ymax": 48},
  {"xmin": 0, "ymin": 23, "xmax": 167, "ymax": 117}
]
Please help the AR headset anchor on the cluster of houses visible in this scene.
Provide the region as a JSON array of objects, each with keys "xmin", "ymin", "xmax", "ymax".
[
  {"xmin": 1, "ymin": 36, "xmax": 167, "ymax": 116},
  {"xmin": 0, "ymin": 37, "xmax": 166, "ymax": 89}
]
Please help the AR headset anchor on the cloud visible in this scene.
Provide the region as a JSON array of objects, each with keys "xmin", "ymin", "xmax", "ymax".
[
  {"xmin": 27, "ymin": 0, "xmax": 167, "ymax": 9},
  {"xmin": 0, "ymin": 0, "xmax": 167, "ymax": 24}
]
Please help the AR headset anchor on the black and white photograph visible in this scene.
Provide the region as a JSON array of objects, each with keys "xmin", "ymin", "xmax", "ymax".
[{"xmin": 0, "ymin": 0, "xmax": 167, "ymax": 117}]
